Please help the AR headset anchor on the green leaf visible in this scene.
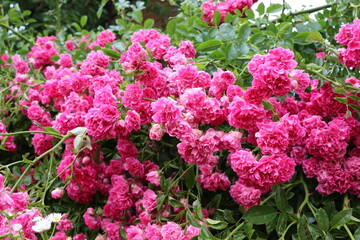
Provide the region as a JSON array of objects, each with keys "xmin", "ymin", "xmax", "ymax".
[
  {"xmin": 224, "ymin": 13, "xmax": 234, "ymax": 23},
  {"xmin": 119, "ymin": 227, "xmax": 127, "ymax": 239},
  {"xmin": 213, "ymin": 10, "xmax": 221, "ymax": 26},
  {"xmin": 325, "ymin": 233, "xmax": 334, "ymax": 240},
  {"xmin": 193, "ymin": 200, "xmax": 203, "ymax": 220},
  {"xmin": 308, "ymin": 224, "xmax": 324, "ymax": 239},
  {"xmin": 349, "ymin": 94, "xmax": 360, "ymax": 102},
  {"xmin": 354, "ymin": 227, "xmax": 360, "ymax": 240},
  {"xmin": 294, "ymin": 32, "xmax": 311, "ymax": 45},
  {"xmin": 131, "ymin": 10, "xmax": 143, "ymax": 24},
  {"xmin": 196, "ymin": 40, "xmax": 222, "ymax": 51},
  {"xmin": 97, "ymin": 0, "xmax": 109, "ymax": 18},
  {"xmin": 169, "ymin": 197, "xmax": 183, "ymax": 208},
  {"xmin": 223, "ymin": 209, "xmax": 236, "ymax": 224},
  {"xmin": 22, "ymin": 10, "xmax": 31, "ymax": 17},
  {"xmin": 306, "ymin": 63, "xmax": 321, "ymax": 70},
  {"xmin": 206, "ymin": 218, "xmax": 228, "ymax": 230},
  {"xmin": 276, "ymin": 187, "xmax": 290, "ymax": 213},
  {"xmin": 12, "ymin": 166, "xmax": 21, "ymax": 177},
  {"xmin": 306, "ymin": 31, "xmax": 324, "ymax": 43},
  {"xmin": 330, "ymin": 209, "xmax": 352, "ymax": 229},
  {"xmin": 262, "ymin": 100, "xmax": 275, "ymax": 111},
  {"xmin": 218, "ymin": 23, "xmax": 236, "ymax": 40},
  {"xmin": 245, "ymin": 9, "xmax": 254, "ymax": 19},
  {"xmin": 43, "ymin": 127, "xmax": 61, "ymax": 136},
  {"xmin": 156, "ymin": 194, "xmax": 166, "ymax": 211},
  {"xmin": 298, "ymin": 215, "xmax": 313, "ymax": 240},
  {"xmin": 102, "ymin": 48, "xmax": 121, "ymax": 59},
  {"xmin": 144, "ymin": 19, "xmax": 154, "ymax": 29},
  {"xmin": 24, "ymin": 175, "xmax": 32, "ymax": 186},
  {"xmin": 209, "ymin": 50, "xmax": 226, "ymax": 60},
  {"xmin": 50, "ymin": 55, "xmax": 60, "ymax": 62},
  {"xmin": 166, "ymin": 19, "xmax": 177, "ymax": 36},
  {"xmin": 350, "ymin": 104, "xmax": 360, "ymax": 114},
  {"xmin": 257, "ymin": 2, "xmax": 265, "ymax": 15},
  {"xmin": 80, "ymin": 15, "xmax": 88, "ymax": 27},
  {"xmin": 225, "ymin": 43, "xmax": 238, "ymax": 60},
  {"xmin": 316, "ymin": 208, "xmax": 329, "ymax": 231},
  {"xmin": 334, "ymin": 97, "xmax": 348, "ymax": 104},
  {"xmin": 238, "ymin": 24, "xmax": 251, "ymax": 42},
  {"xmin": 266, "ymin": 214, "xmax": 277, "ymax": 234},
  {"xmin": 243, "ymin": 205, "xmax": 277, "ymax": 225},
  {"xmin": 267, "ymin": 4, "xmax": 283, "ymax": 13},
  {"xmin": 199, "ymin": 225, "xmax": 214, "ymax": 240},
  {"xmin": 238, "ymin": 42, "xmax": 249, "ymax": 55},
  {"xmin": 276, "ymin": 213, "xmax": 288, "ymax": 236},
  {"xmin": 186, "ymin": 165, "xmax": 196, "ymax": 190},
  {"xmin": 186, "ymin": 210, "xmax": 202, "ymax": 228}
]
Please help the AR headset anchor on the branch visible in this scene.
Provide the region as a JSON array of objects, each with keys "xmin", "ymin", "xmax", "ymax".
[
  {"xmin": 256, "ymin": 2, "xmax": 337, "ymax": 29},
  {"xmin": 0, "ymin": 23, "xmax": 32, "ymax": 44}
]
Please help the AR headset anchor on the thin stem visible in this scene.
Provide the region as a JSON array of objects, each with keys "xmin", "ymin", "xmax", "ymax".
[
  {"xmin": 10, "ymin": 133, "xmax": 72, "ymax": 193},
  {"xmin": 351, "ymin": 216, "xmax": 360, "ymax": 223},
  {"xmin": 0, "ymin": 23, "xmax": 32, "ymax": 43},
  {"xmin": 0, "ymin": 131, "xmax": 63, "ymax": 139},
  {"xmin": 264, "ymin": 3, "xmax": 336, "ymax": 27},
  {"xmin": 0, "ymin": 160, "xmax": 24, "ymax": 169},
  {"xmin": 344, "ymin": 193, "xmax": 349, "ymax": 209},
  {"xmin": 224, "ymin": 222, "xmax": 244, "ymax": 240},
  {"xmin": 344, "ymin": 224, "xmax": 355, "ymax": 240},
  {"xmin": 297, "ymin": 174, "xmax": 310, "ymax": 217},
  {"xmin": 279, "ymin": 221, "xmax": 297, "ymax": 240},
  {"xmin": 166, "ymin": 164, "xmax": 193, "ymax": 194},
  {"xmin": 41, "ymin": 145, "xmax": 89, "ymax": 204},
  {"xmin": 261, "ymin": 181, "xmax": 301, "ymax": 205},
  {"xmin": 305, "ymin": 67, "xmax": 341, "ymax": 87}
]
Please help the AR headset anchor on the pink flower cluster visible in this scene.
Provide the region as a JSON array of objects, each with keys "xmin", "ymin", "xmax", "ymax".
[
  {"xmin": 0, "ymin": 122, "xmax": 16, "ymax": 152},
  {"xmin": 4, "ymin": 29, "xmax": 208, "ymax": 239},
  {"xmin": 0, "ymin": 174, "xmax": 41, "ymax": 239},
  {"xmin": 202, "ymin": 0, "xmax": 258, "ymax": 25},
  {"xmin": 335, "ymin": 19, "xmax": 360, "ymax": 68},
  {"xmin": 2, "ymin": 18, "xmax": 360, "ymax": 239}
]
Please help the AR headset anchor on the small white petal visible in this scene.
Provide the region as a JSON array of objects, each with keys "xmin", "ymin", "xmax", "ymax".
[{"xmin": 70, "ymin": 127, "xmax": 87, "ymax": 136}]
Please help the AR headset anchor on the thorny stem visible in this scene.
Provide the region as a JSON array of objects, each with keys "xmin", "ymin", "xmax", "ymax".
[{"xmin": 10, "ymin": 133, "xmax": 73, "ymax": 193}]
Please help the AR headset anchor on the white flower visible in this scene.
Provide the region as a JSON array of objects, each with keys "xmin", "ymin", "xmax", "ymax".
[
  {"xmin": 33, "ymin": 216, "xmax": 43, "ymax": 222},
  {"xmin": 32, "ymin": 218, "xmax": 51, "ymax": 233},
  {"xmin": 12, "ymin": 224, "xmax": 22, "ymax": 232},
  {"xmin": 70, "ymin": 127, "xmax": 87, "ymax": 136},
  {"xmin": 46, "ymin": 213, "xmax": 63, "ymax": 223}
]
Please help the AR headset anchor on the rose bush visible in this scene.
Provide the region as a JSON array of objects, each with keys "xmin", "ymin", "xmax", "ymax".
[{"xmin": 0, "ymin": 0, "xmax": 359, "ymax": 239}]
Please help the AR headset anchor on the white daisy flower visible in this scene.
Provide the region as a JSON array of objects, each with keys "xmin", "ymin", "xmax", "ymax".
[
  {"xmin": 46, "ymin": 213, "xmax": 63, "ymax": 223},
  {"xmin": 32, "ymin": 218, "xmax": 52, "ymax": 232},
  {"xmin": 33, "ymin": 216, "xmax": 43, "ymax": 222}
]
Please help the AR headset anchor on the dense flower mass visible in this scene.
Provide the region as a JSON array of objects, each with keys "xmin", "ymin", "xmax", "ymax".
[
  {"xmin": 335, "ymin": 19, "xmax": 360, "ymax": 68},
  {"xmin": 202, "ymin": 0, "xmax": 258, "ymax": 25},
  {"xmin": 0, "ymin": 8, "xmax": 359, "ymax": 240}
]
